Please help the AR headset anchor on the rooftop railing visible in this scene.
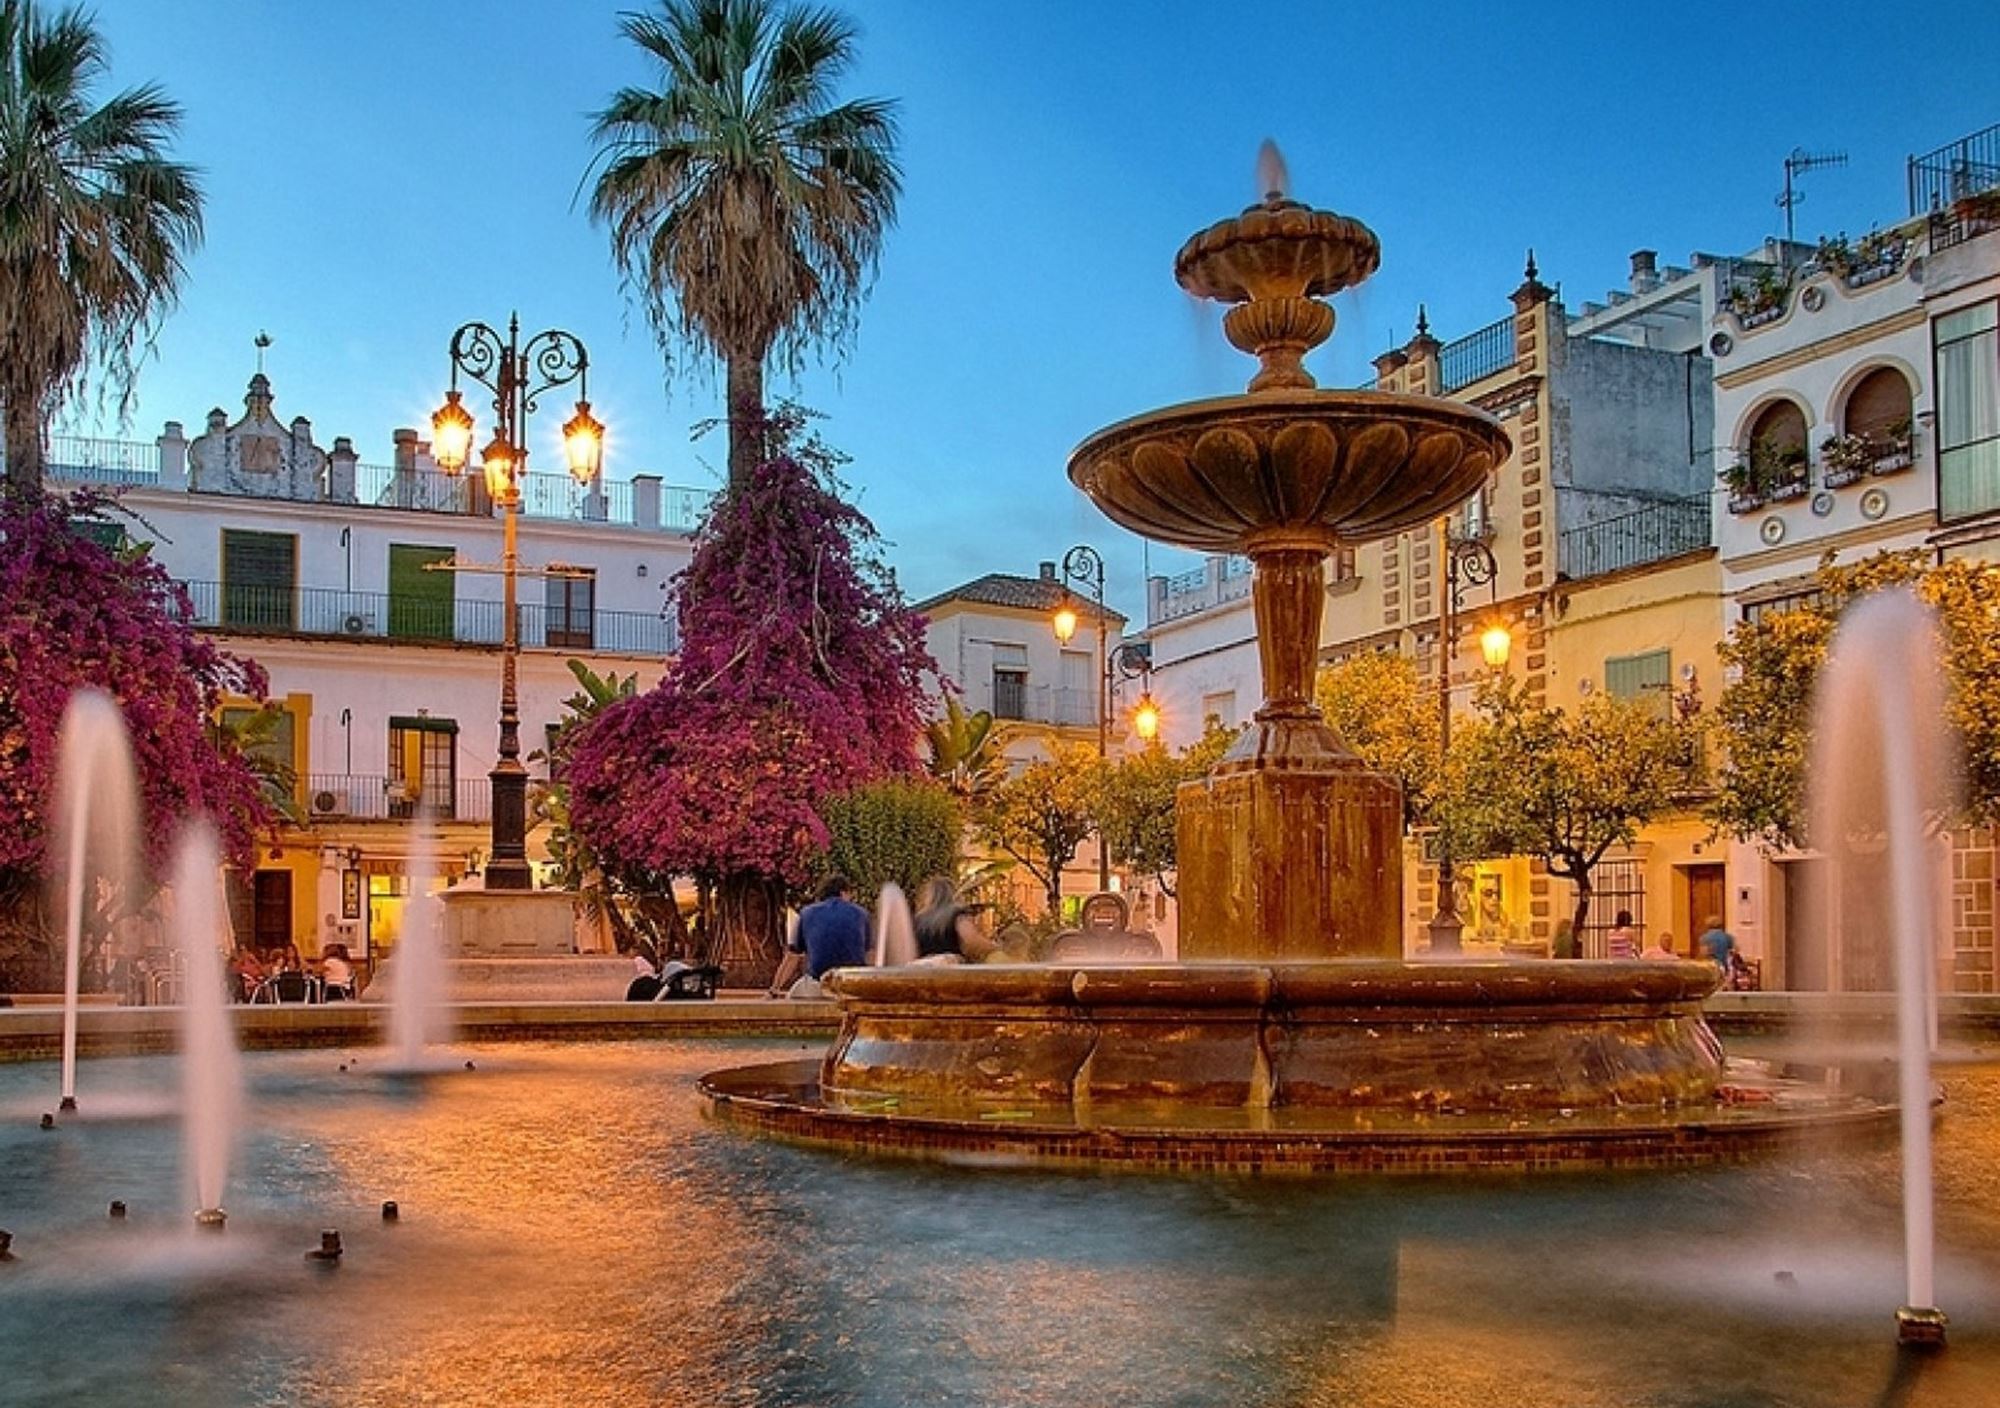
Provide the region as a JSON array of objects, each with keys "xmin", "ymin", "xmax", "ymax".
[
  {"xmin": 1437, "ymin": 315, "xmax": 1518, "ymax": 392},
  {"xmin": 1909, "ymin": 122, "xmax": 2000, "ymax": 217},
  {"xmin": 23, "ymin": 434, "xmax": 710, "ymax": 532},
  {"xmin": 1556, "ymin": 496, "xmax": 1711, "ymax": 580},
  {"xmin": 171, "ymin": 579, "xmax": 678, "ymax": 657}
]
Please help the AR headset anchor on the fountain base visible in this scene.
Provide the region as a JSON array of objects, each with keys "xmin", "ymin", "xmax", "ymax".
[{"xmin": 700, "ymin": 960, "xmax": 1901, "ymax": 1175}]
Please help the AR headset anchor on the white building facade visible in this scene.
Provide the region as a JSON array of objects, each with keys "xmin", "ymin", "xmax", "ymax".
[{"xmin": 48, "ymin": 372, "xmax": 708, "ymax": 973}]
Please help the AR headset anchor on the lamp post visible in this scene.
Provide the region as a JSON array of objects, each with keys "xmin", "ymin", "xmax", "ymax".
[
  {"xmin": 1427, "ymin": 530, "xmax": 1508, "ymax": 954},
  {"xmin": 1051, "ymin": 545, "xmax": 1158, "ymax": 890},
  {"xmin": 430, "ymin": 316, "xmax": 603, "ymax": 891}
]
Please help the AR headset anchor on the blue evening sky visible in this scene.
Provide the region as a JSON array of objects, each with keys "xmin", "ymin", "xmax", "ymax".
[{"xmin": 85, "ymin": 1, "xmax": 2000, "ymax": 617}]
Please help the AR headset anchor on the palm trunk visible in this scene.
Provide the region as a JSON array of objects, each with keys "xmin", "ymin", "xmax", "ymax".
[
  {"xmin": 3, "ymin": 393, "xmax": 45, "ymax": 501},
  {"xmin": 725, "ymin": 355, "xmax": 766, "ymax": 492}
]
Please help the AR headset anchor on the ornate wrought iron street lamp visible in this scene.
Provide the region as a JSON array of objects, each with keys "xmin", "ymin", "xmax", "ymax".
[
  {"xmin": 430, "ymin": 316, "xmax": 603, "ymax": 891},
  {"xmin": 1428, "ymin": 531, "xmax": 1509, "ymax": 952},
  {"xmin": 1051, "ymin": 545, "xmax": 1159, "ymax": 889}
]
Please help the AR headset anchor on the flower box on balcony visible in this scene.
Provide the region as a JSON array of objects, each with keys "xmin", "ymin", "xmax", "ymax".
[
  {"xmin": 1737, "ymin": 304, "xmax": 1786, "ymax": 329},
  {"xmin": 1871, "ymin": 449, "xmax": 1913, "ymax": 476},
  {"xmin": 1822, "ymin": 464, "xmax": 1867, "ymax": 490},
  {"xmin": 1727, "ymin": 492, "xmax": 1766, "ymax": 516},
  {"xmin": 1765, "ymin": 479, "xmax": 1809, "ymax": 502}
]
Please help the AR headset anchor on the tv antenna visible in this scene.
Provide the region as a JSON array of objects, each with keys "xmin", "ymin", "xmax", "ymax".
[{"xmin": 1777, "ymin": 147, "xmax": 1847, "ymax": 246}]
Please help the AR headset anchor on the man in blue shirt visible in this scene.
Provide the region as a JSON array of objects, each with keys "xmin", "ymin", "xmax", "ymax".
[
  {"xmin": 797, "ymin": 875, "xmax": 871, "ymax": 980},
  {"xmin": 1698, "ymin": 914, "xmax": 1738, "ymax": 983}
]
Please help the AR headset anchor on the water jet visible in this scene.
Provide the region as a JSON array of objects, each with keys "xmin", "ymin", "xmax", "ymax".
[
  {"xmin": 108, "ymin": 1200, "xmax": 126, "ymax": 1220},
  {"xmin": 306, "ymin": 1230, "xmax": 343, "ymax": 1262},
  {"xmin": 58, "ymin": 1096, "xmax": 77, "ymax": 1113},
  {"xmin": 194, "ymin": 1208, "xmax": 226, "ymax": 1233}
]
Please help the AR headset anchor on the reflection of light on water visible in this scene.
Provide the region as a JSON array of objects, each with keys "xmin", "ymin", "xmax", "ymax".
[{"xmin": 0, "ymin": 1043, "xmax": 1997, "ymax": 1407}]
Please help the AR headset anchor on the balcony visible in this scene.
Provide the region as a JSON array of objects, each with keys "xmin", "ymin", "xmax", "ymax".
[
  {"xmin": 1556, "ymin": 497, "xmax": 1711, "ymax": 580},
  {"xmin": 302, "ymin": 774, "xmax": 493, "ymax": 823},
  {"xmin": 175, "ymin": 580, "xmax": 678, "ymax": 656},
  {"xmin": 991, "ymin": 683, "xmax": 1097, "ymax": 729},
  {"xmin": 1910, "ymin": 123, "xmax": 2000, "ymax": 251},
  {"xmin": 26, "ymin": 434, "xmax": 712, "ymax": 533},
  {"xmin": 1438, "ymin": 316, "xmax": 1518, "ymax": 393}
]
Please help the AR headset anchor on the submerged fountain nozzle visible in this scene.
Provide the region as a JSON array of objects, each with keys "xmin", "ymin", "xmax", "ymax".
[
  {"xmin": 39, "ymin": 1113, "xmax": 54, "ymax": 1130},
  {"xmin": 1896, "ymin": 1306, "xmax": 1948, "ymax": 1348},
  {"xmin": 108, "ymin": 1200, "xmax": 127, "ymax": 1220},
  {"xmin": 381, "ymin": 1201, "xmax": 399, "ymax": 1222},
  {"xmin": 0, "ymin": 1228, "xmax": 13, "ymax": 1260},
  {"xmin": 307, "ymin": 1230, "xmax": 343, "ymax": 1262},
  {"xmin": 194, "ymin": 1208, "xmax": 227, "ymax": 1233},
  {"xmin": 58, "ymin": 1095, "xmax": 76, "ymax": 1112}
]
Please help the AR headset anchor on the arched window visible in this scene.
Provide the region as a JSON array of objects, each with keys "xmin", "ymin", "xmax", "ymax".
[
  {"xmin": 1843, "ymin": 367, "xmax": 1914, "ymax": 444},
  {"xmin": 1737, "ymin": 399, "xmax": 1809, "ymax": 496},
  {"xmin": 1746, "ymin": 399, "xmax": 1808, "ymax": 456}
]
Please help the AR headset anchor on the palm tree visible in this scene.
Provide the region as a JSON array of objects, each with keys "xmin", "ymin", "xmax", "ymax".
[
  {"xmin": 586, "ymin": 0, "xmax": 900, "ymax": 491},
  {"xmin": 0, "ymin": 1, "xmax": 202, "ymax": 500}
]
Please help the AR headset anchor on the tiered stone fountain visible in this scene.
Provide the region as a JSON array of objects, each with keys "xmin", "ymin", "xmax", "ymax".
[{"xmin": 700, "ymin": 178, "xmax": 1897, "ymax": 1173}]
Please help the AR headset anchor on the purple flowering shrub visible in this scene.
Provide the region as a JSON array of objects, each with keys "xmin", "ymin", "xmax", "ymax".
[
  {"xmin": 0, "ymin": 492, "xmax": 273, "ymax": 980},
  {"xmin": 565, "ymin": 427, "xmax": 935, "ymax": 976}
]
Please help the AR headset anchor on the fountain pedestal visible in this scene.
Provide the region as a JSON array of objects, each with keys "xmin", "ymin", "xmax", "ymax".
[{"xmin": 1176, "ymin": 547, "xmax": 1403, "ymax": 960}]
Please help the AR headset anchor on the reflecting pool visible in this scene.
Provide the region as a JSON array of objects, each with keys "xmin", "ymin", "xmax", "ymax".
[{"xmin": 0, "ymin": 1040, "xmax": 1996, "ymax": 1407}]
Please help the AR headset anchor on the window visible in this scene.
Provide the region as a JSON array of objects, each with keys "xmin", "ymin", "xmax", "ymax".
[
  {"xmin": 1937, "ymin": 302, "xmax": 2000, "ymax": 520},
  {"xmin": 546, "ymin": 570, "xmax": 596, "ymax": 649},
  {"xmin": 1200, "ymin": 690, "xmax": 1238, "ymax": 729},
  {"xmin": 72, "ymin": 518, "xmax": 123, "ymax": 551},
  {"xmin": 388, "ymin": 544, "xmax": 455, "ymax": 642},
  {"xmin": 221, "ymin": 704, "xmax": 297, "ymax": 808},
  {"xmin": 1059, "ymin": 649, "xmax": 1094, "ymax": 727},
  {"xmin": 1843, "ymin": 366, "xmax": 1914, "ymax": 442},
  {"xmin": 388, "ymin": 716, "xmax": 457, "ymax": 819},
  {"xmin": 1576, "ymin": 860, "xmax": 1645, "ymax": 959},
  {"xmin": 1741, "ymin": 590, "xmax": 1824, "ymax": 625},
  {"xmin": 990, "ymin": 642, "xmax": 1029, "ymax": 721},
  {"xmin": 1605, "ymin": 649, "xmax": 1672, "ymax": 717},
  {"xmin": 221, "ymin": 529, "xmax": 297, "ymax": 631}
]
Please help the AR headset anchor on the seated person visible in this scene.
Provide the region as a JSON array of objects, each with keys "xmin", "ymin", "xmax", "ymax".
[
  {"xmin": 913, "ymin": 878, "xmax": 995, "ymax": 964},
  {"xmin": 767, "ymin": 908, "xmax": 807, "ymax": 998},
  {"xmin": 799, "ymin": 875, "xmax": 870, "ymax": 981},
  {"xmin": 228, "ymin": 945, "xmax": 266, "ymax": 1002},
  {"xmin": 319, "ymin": 943, "xmax": 355, "ymax": 999},
  {"xmin": 1641, "ymin": 933, "xmax": 1678, "ymax": 961}
]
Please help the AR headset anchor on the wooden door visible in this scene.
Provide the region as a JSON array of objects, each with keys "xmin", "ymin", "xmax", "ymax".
[
  {"xmin": 1686, "ymin": 865, "xmax": 1726, "ymax": 953},
  {"xmin": 252, "ymin": 870, "xmax": 292, "ymax": 953}
]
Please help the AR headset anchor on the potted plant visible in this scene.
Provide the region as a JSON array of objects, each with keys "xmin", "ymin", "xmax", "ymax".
[
  {"xmin": 1847, "ymin": 230, "xmax": 1908, "ymax": 286},
  {"xmin": 1720, "ymin": 459, "xmax": 1763, "ymax": 514},
  {"xmin": 1952, "ymin": 189, "xmax": 2000, "ymax": 230},
  {"xmin": 1814, "ymin": 234, "xmax": 1853, "ymax": 279},
  {"xmin": 1726, "ymin": 266, "xmax": 1792, "ymax": 327},
  {"xmin": 1820, "ymin": 433, "xmax": 1872, "ymax": 488},
  {"xmin": 1872, "ymin": 416, "xmax": 1914, "ymax": 474}
]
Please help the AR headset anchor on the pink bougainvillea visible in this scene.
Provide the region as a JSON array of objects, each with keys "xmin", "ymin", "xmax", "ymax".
[
  {"xmin": 0, "ymin": 491, "xmax": 272, "ymax": 887},
  {"xmin": 564, "ymin": 428, "xmax": 935, "ymax": 970}
]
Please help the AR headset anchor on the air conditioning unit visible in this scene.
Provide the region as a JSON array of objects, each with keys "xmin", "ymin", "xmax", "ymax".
[
  {"xmin": 311, "ymin": 789, "xmax": 348, "ymax": 818},
  {"xmin": 341, "ymin": 613, "xmax": 372, "ymax": 635}
]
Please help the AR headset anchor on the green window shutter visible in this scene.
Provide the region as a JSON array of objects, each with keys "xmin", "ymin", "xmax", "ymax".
[
  {"xmin": 221, "ymin": 530, "xmax": 297, "ymax": 631},
  {"xmin": 388, "ymin": 544, "xmax": 455, "ymax": 641},
  {"xmin": 72, "ymin": 518, "xmax": 123, "ymax": 550},
  {"xmin": 1605, "ymin": 649, "xmax": 1672, "ymax": 715}
]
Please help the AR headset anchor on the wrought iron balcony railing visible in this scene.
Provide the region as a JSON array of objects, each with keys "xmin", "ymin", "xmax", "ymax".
[
  {"xmin": 173, "ymin": 580, "xmax": 678, "ymax": 656},
  {"xmin": 1556, "ymin": 496, "xmax": 1711, "ymax": 580}
]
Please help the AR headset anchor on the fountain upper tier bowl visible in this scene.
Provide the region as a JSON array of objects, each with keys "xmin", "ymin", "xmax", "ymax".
[{"xmin": 1068, "ymin": 391, "xmax": 1507, "ymax": 555}]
